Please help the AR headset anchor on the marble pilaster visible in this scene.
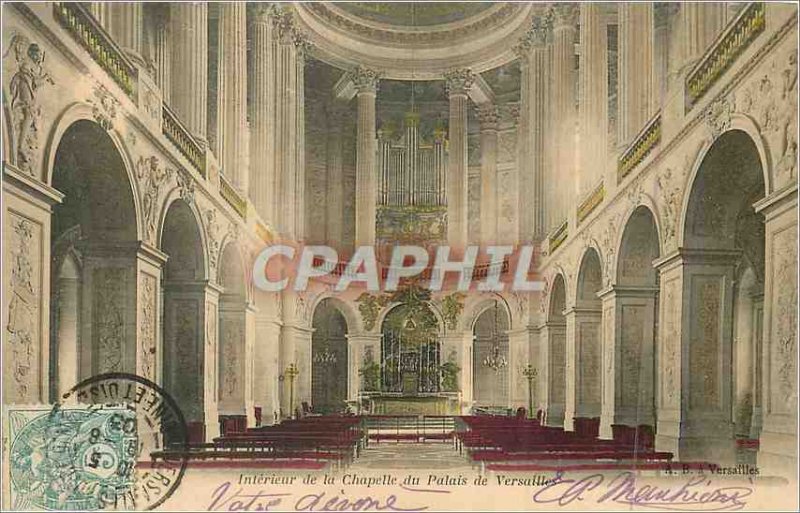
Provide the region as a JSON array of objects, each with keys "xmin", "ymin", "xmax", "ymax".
[
  {"xmin": 618, "ymin": 4, "xmax": 655, "ymax": 146},
  {"xmin": 540, "ymin": 321, "xmax": 566, "ymax": 427},
  {"xmin": 578, "ymin": 4, "xmax": 608, "ymax": 195}
]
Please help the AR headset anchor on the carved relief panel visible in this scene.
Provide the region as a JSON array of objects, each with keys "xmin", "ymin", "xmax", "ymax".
[
  {"xmin": 93, "ymin": 267, "xmax": 127, "ymax": 374},
  {"xmin": 770, "ymin": 226, "xmax": 798, "ymax": 415},
  {"xmin": 688, "ymin": 277, "xmax": 722, "ymax": 411},
  {"xmin": 5, "ymin": 214, "xmax": 41, "ymax": 402},
  {"xmin": 138, "ymin": 273, "xmax": 157, "ymax": 382}
]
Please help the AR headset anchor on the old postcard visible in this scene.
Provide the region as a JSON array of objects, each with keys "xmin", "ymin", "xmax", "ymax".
[{"xmin": 2, "ymin": 1, "xmax": 798, "ymax": 511}]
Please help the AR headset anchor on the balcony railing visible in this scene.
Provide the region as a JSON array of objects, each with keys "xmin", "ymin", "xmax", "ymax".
[
  {"xmin": 53, "ymin": 2, "xmax": 136, "ymax": 98},
  {"xmin": 256, "ymin": 222, "xmax": 273, "ymax": 244},
  {"xmin": 577, "ymin": 181, "xmax": 605, "ymax": 224},
  {"xmin": 548, "ymin": 221, "xmax": 568, "ymax": 254},
  {"xmin": 162, "ymin": 105, "xmax": 206, "ymax": 178},
  {"xmin": 618, "ymin": 112, "xmax": 661, "ymax": 182},
  {"xmin": 220, "ymin": 174, "xmax": 247, "ymax": 219},
  {"xmin": 686, "ymin": 3, "xmax": 766, "ymax": 109}
]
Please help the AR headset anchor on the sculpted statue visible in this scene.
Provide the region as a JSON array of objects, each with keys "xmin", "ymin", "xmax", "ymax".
[{"xmin": 5, "ymin": 35, "xmax": 54, "ymax": 176}]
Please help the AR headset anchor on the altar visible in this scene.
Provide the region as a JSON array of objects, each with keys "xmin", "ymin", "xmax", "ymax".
[{"xmin": 362, "ymin": 393, "xmax": 461, "ymax": 415}]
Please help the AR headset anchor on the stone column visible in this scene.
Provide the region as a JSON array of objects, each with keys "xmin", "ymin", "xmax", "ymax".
[
  {"xmin": 351, "ymin": 66, "xmax": 380, "ymax": 248},
  {"xmin": 294, "ymin": 39, "xmax": 309, "ymax": 241},
  {"xmin": 108, "ymin": 3, "xmax": 143, "ymax": 63},
  {"xmin": 515, "ymin": 15, "xmax": 550, "ymax": 241},
  {"xmin": 444, "ymin": 69, "xmax": 474, "ymax": 249},
  {"xmin": 550, "ymin": 4, "xmax": 578, "ymax": 227},
  {"xmin": 618, "ymin": 4, "xmax": 654, "ymax": 146},
  {"xmin": 654, "ymin": 249, "xmax": 739, "ymax": 464},
  {"xmin": 477, "ymin": 104, "xmax": 498, "ymax": 245},
  {"xmin": 754, "ymin": 189, "xmax": 797, "ymax": 476},
  {"xmin": 326, "ymin": 104, "xmax": 347, "ymax": 248},
  {"xmin": 217, "ymin": 2, "xmax": 249, "ymax": 194},
  {"xmin": 578, "ymin": 4, "xmax": 608, "ymax": 195},
  {"xmin": 681, "ymin": 3, "xmax": 727, "ymax": 65},
  {"xmin": 249, "ymin": 5, "xmax": 277, "ymax": 222},
  {"xmin": 170, "ymin": 3, "xmax": 208, "ymax": 144},
  {"xmin": 563, "ymin": 305, "xmax": 602, "ymax": 432},
  {"xmin": 598, "ymin": 286, "xmax": 657, "ymax": 440},
  {"xmin": 540, "ymin": 321, "xmax": 566, "ymax": 426}
]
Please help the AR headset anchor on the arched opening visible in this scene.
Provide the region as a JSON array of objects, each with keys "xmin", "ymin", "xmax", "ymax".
[
  {"xmin": 218, "ymin": 242, "xmax": 249, "ymax": 433},
  {"xmin": 605, "ymin": 206, "xmax": 660, "ymax": 441},
  {"xmin": 472, "ymin": 301, "xmax": 510, "ymax": 410},
  {"xmin": 543, "ymin": 274, "xmax": 567, "ymax": 426},
  {"xmin": 161, "ymin": 199, "xmax": 208, "ymax": 442},
  {"xmin": 381, "ymin": 302, "xmax": 440, "ymax": 395},
  {"xmin": 570, "ymin": 248, "xmax": 603, "ymax": 435},
  {"xmin": 672, "ymin": 129, "xmax": 765, "ymax": 461},
  {"xmin": 311, "ymin": 299, "xmax": 349, "ymax": 413},
  {"xmin": 47, "ymin": 120, "xmax": 138, "ymax": 401}
]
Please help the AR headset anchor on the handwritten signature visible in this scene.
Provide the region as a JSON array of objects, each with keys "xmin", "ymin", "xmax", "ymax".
[
  {"xmin": 208, "ymin": 481, "xmax": 437, "ymax": 512},
  {"xmin": 532, "ymin": 471, "xmax": 753, "ymax": 511}
]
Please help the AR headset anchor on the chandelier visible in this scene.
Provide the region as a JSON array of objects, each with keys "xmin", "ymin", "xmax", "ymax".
[
  {"xmin": 482, "ymin": 301, "xmax": 507, "ymax": 372},
  {"xmin": 313, "ymin": 345, "xmax": 337, "ymax": 365}
]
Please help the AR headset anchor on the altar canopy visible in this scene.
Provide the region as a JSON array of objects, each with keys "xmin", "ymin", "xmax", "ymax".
[{"xmin": 380, "ymin": 288, "xmax": 441, "ymax": 395}]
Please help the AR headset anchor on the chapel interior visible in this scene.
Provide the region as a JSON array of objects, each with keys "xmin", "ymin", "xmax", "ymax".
[{"xmin": 2, "ymin": 2, "xmax": 798, "ymax": 476}]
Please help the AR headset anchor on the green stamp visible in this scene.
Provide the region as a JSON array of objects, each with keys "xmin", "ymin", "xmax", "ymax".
[{"xmin": 8, "ymin": 405, "xmax": 138, "ymax": 511}]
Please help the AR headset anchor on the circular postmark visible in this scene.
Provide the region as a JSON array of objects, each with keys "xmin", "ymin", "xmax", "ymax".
[{"xmin": 8, "ymin": 373, "xmax": 190, "ymax": 511}]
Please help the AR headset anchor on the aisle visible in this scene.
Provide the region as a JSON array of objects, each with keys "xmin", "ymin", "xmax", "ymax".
[{"xmin": 349, "ymin": 442, "xmax": 473, "ymax": 471}]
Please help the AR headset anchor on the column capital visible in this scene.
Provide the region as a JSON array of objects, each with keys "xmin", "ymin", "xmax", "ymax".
[
  {"xmin": 444, "ymin": 68, "xmax": 475, "ymax": 97},
  {"xmin": 273, "ymin": 9, "xmax": 296, "ymax": 44},
  {"xmin": 250, "ymin": 3, "xmax": 279, "ymax": 23},
  {"xmin": 550, "ymin": 3, "xmax": 578, "ymax": 29},
  {"xmin": 514, "ymin": 14, "xmax": 552, "ymax": 57},
  {"xmin": 349, "ymin": 65, "xmax": 381, "ymax": 94},
  {"xmin": 476, "ymin": 104, "xmax": 499, "ymax": 130}
]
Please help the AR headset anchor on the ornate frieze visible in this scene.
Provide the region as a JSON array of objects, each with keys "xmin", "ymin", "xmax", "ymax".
[
  {"xmin": 444, "ymin": 69, "xmax": 475, "ymax": 97},
  {"xmin": 6, "ymin": 216, "xmax": 39, "ymax": 401},
  {"xmin": 136, "ymin": 155, "xmax": 174, "ymax": 243},
  {"xmin": 5, "ymin": 34, "xmax": 54, "ymax": 178}
]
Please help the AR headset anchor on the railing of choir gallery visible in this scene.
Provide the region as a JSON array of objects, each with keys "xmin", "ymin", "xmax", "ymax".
[
  {"xmin": 53, "ymin": 2, "xmax": 137, "ymax": 98},
  {"xmin": 617, "ymin": 112, "xmax": 661, "ymax": 182},
  {"xmin": 220, "ymin": 174, "xmax": 247, "ymax": 218},
  {"xmin": 685, "ymin": 2, "xmax": 766, "ymax": 109},
  {"xmin": 577, "ymin": 181, "xmax": 605, "ymax": 225},
  {"xmin": 548, "ymin": 221, "xmax": 568, "ymax": 254},
  {"xmin": 162, "ymin": 104, "xmax": 207, "ymax": 179}
]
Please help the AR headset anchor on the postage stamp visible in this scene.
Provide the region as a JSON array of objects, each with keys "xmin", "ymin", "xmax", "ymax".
[{"xmin": 7, "ymin": 405, "xmax": 137, "ymax": 511}]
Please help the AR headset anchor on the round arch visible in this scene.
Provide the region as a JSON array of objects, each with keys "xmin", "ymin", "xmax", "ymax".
[
  {"xmin": 309, "ymin": 293, "xmax": 360, "ymax": 333},
  {"xmin": 547, "ymin": 272, "xmax": 567, "ymax": 323},
  {"xmin": 44, "ymin": 102, "xmax": 142, "ymax": 238},
  {"xmin": 311, "ymin": 298, "xmax": 349, "ymax": 413},
  {"xmin": 157, "ymin": 192, "xmax": 210, "ymax": 281},
  {"xmin": 616, "ymin": 205, "xmax": 661, "ymax": 286},
  {"xmin": 462, "ymin": 294, "xmax": 513, "ymax": 332}
]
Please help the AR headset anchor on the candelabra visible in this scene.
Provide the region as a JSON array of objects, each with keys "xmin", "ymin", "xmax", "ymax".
[
  {"xmin": 522, "ymin": 364, "xmax": 538, "ymax": 419},
  {"xmin": 285, "ymin": 363, "xmax": 300, "ymax": 419}
]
